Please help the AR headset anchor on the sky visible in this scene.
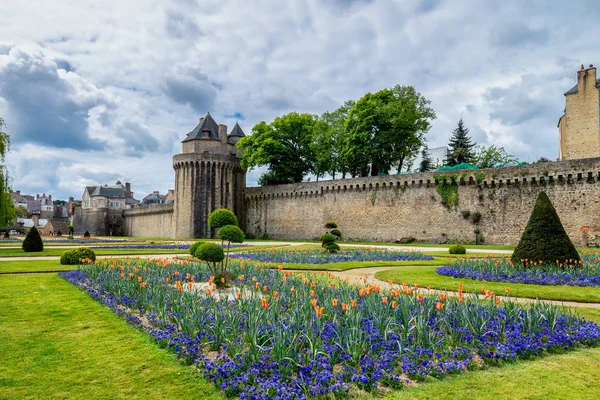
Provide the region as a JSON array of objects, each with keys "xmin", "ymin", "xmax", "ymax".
[{"xmin": 1, "ymin": 0, "xmax": 598, "ymax": 200}]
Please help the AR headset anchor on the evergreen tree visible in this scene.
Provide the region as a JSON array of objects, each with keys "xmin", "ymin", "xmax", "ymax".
[
  {"xmin": 22, "ymin": 226, "xmax": 44, "ymax": 252},
  {"xmin": 419, "ymin": 146, "xmax": 433, "ymax": 172},
  {"xmin": 446, "ymin": 118, "xmax": 476, "ymax": 166},
  {"xmin": 511, "ymin": 192, "xmax": 580, "ymax": 266}
]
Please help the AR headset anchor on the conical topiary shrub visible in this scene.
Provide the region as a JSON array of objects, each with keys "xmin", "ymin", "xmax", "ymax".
[
  {"xmin": 511, "ymin": 192, "xmax": 579, "ymax": 266},
  {"xmin": 22, "ymin": 226, "xmax": 44, "ymax": 252}
]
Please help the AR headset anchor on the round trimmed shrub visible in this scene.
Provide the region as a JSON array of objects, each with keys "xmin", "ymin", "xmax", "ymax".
[
  {"xmin": 83, "ymin": 231, "xmax": 91, "ymax": 239},
  {"xmin": 60, "ymin": 247, "xmax": 96, "ymax": 265},
  {"xmin": 189, "ymin": 240, "xmax": 204, "ymax": 256},
  {"xmin": 330, "ymin": 229, "xmax": 342, "ymax": 239},
  {"xmin": 325, "ymin": 221, "xmax": 338, "ymax": 229},
  {"xmin": 320, "ymin": 233, "xmax": 336, "ymax": 245},
  {"xmin": 324, "ymin": 242, "xmax": 340, "ymax": 253},
  {"xmin": 208, "ymin": 208, "xmax": 238, "ymax": 228},
  {"xmin": 511, "ymin": 191, "xmax": 580, "ymax": 266},
  {"xmin": 195, "ymin": 242, "xmax": 225, "ymax": 263},
  {"xmin": 22, "ymin": 226, "xmax": 43, "ymax": 252},
  {"xmin": 218, "ymin": 225, "xmax": 245, "ymax": 244},
  {"xmin": 449, "ymin": 244, "xmax": 466, "ymax": 254}
]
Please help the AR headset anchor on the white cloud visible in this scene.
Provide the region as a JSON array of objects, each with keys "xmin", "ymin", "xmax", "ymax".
[{"xmin": 1, "ymin": 0, "xmax": 599, "ymax": 197}]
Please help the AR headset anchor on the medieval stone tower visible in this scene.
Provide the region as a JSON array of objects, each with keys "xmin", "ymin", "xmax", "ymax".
[
  {"xmin": 558, "ymin": 64, "xmax": 600, "ymax": 160},
  {"xmin": 173, "ymin": 113, "xmax": 246, "ymax": 238}
]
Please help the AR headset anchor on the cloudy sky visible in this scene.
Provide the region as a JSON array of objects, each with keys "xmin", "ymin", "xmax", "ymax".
[{"xmin": 1, "ymin": 0, "xmax": 598, "ymax": 200}]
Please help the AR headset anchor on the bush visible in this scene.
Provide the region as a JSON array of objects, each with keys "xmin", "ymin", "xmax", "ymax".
[
  {"xmin": 325, "ymin": 221, "xmax": 338, "ymax": 229},
  {"xmin": 22, "ymin": 227, "xmax": 43, "ymax": 252},
  {"xmin": 189, "ymin": 240, "xmax": 204, "ymax": 256},
  {"xmin": 83, "ymin": 231, "xmax": 90, "ymax": 239},
  {"xmin": 60, "ymin": 247, "xmax": 96, "ymax": 265},
  {"xmin": 320, "ymin": 233, "xmax": 336, "ymax": 245},
  {"xmin": 218, "ymin": 225, "xmax": 245, "ymax": 244},
  {"xmin": 449, "ymin": 244, "xmax": 466, "ymax": 254},
  {"xmin": 330, "ymin": 229, "xmax": 342, "ymax": 239},
  {"xmin": 461, "ymin": 210, "xmax": 471, "ymax": 219},
  {"xmin": 67, "ymin": 235, "xmax": 74, "ymax": 240},
  {"xmin": 208, "ymin": 208, "xmax": 238, "ymax": 228},
  {"xmin": 259, "ymin": 233, "xmax": 269, "ymax": 240},
  {"xmin": 471, "ymin": 212, "xmax": 482, "ymax": 224},
  {"xmin": 511, "ymin": 191, "xmax": 580, "ymax": 266},
  {"xmin": 324, "ymin": 242, "xmax": 340, "ymax": 253}
]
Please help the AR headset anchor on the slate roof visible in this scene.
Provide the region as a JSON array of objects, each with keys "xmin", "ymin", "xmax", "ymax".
[
  {"xmin": 229, "ymin": 122, "xmax": 245, "ymax": 137},
  {"xmin": 183, "ymin": 112, "xmax": 220, "ymax": 142},
  {"xmin": 564, "ymin": 78, "xmax": 600, "ymax": 95}
]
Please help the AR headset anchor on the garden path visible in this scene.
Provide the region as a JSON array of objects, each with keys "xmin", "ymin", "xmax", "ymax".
[{"xmin": 323, "ymin": 265, "xmax": 600, "ymax": 310}]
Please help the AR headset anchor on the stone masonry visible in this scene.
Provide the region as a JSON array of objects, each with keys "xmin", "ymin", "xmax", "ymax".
[{"xmin": 245, "ymin": 157, "xmax": 600, "ymax": 246}]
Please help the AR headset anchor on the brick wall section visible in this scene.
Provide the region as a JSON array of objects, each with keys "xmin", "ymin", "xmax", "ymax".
[
  {"xmin": 122, "ymin": 204, "xmax": 174, "ymax": 238},
  {"xmin": 245, "ymin": 158, "xmax": 600, "ymax": 246},
  {"xmin": 72, "ymin": 208, "xmax": 124, "ymax": 236}
]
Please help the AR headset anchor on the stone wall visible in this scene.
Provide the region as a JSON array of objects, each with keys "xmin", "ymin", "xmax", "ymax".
[
  {"xmin": 72, "ymin": 208, "xmax": 124, "ymax": 236},
  {"xmin": 245, "ymin": 158, "xmax": 600, "ymax": 246},
  {"xmin": 123, "ymin": 204, "xmax": 174, "ymax": 238}
]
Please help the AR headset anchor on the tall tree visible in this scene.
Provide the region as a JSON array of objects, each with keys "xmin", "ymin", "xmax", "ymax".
[
  {"xmin": 419, "ymin": 146, "xmax": 433, "ymax": 172},
  {"xmin": 474, "ymin": 145, "xmax": 518, "ymax": 168},
  {"xmin": 237, "ymin": 112, "xmax": 318, "ymax": 186},
  {"xmin": 318, "ymin": 100, "xmax": 354, "ymax": 179},
  {"xmin": 446, "ymin": 118, "xmax": 476, "ymax": 166},
  {"xmin": 344, "ymin": 85, "xmax": 435, "ymax": 177},
  {"xmin": 0, "ymin": 118, "xmax": 16, "ymax": 228}
]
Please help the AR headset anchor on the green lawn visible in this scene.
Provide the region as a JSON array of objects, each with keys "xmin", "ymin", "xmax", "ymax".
[
  {"xmin": 0, "ymin": 260, "xmax": 70, "ymax": 274},
  {"xmin": 376, "ymin": 266, "xmax": 600, "ymax": 303},
  {"xmin": 0, "ymin": 273, "xmax": 222, "ymax": 400},
  {"xmin": 1, "ymin": 272, "xmax": 600, "ymax": 399}
]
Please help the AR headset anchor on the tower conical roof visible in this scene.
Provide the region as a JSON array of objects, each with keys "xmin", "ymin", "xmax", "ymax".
[
  {"xmin": 228, "ymin": 122, "xmax": 245, "ymax": 138},
  {"xmin": 183, "ymin": 112, "xmax": 220, "ymax": 142}
]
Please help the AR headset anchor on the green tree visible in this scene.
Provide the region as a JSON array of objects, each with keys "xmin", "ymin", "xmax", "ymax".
[
  {"xmin": 511, "ymin": 192, "xmax": 580, "ymax": 266},
  {"xmin": 22, "ymin": 226, "xmax": 44, "ymax": 252},
  {"xmin": 446, "ymin": 118, "xmax": 476, "ymax": 166},
  {"xmin": 419, "ymin": 146, "xmax": 433, "ymax": 172},
  {"xmin": 16, "ymin": 205, "xmax": 29, "ymax": 218},
  {"xmin": 0, "ymin": 118, "xmax": 16, "ymax": 228},
  {"xmin": 318, "ymin": 100, "xmax": 355, "ymax": 179},
  {"xmin": 217, "ymin": 224, "xmax": 245, "ymax": 280},
  {"xmin": 343, "ymin": 85, "xmax": 435, "ymax": 177},
  {"xmin": 474, "ymin": 145, "xmax": 518, "ymax": 168},
  {"xmin": 237, "ymin": 113, "xmax": 318, "ymax": 185}
]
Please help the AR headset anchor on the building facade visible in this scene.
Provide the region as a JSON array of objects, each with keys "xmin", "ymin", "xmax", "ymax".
[{"xmin": 559, "ymin": 64, "xmax": 600, "ymax": 160}]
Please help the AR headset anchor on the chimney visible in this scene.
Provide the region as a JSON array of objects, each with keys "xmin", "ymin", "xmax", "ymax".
[
  {"xmin": 32, "ymin": 212, "xmax": 40, "ymax": 228},
  {"xmin": 577, "ymin": 63, "xmax": 597, "ymax": 92},
  {"xmin": 125, "ymin": 182, "xmax": 131, "ymax": 197},
  {"xmin": 218, "ymin": 124, "xmax": 228, "ymax": 143}
]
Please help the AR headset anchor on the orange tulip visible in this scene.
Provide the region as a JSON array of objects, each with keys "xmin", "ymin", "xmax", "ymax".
[
  {"xmin": 496, "ymin": 296, "xmax": 502, "ymax": 305},
  {"xmin": 381, "ymin": 296, "xmax": 388, "ymax": 304},
  {"xmin": 440, "ymin": 293, "xmax": 447, "ymax": 301},
  {"xmin": 332, "ymin": 299, "xmax": 338, "ymax": 307},
  {"xmin": 315, "ymin": 307, "xmax": 324, "ymax": 317},
  {"xmin": 341, "ymin": 303, "xmax": 348, "ymax": 312},
  {"xmin": 417, "ymin": 294, "xmax": 423, "ymax": 302},
  {"xmin": 237, "ymin": 292, "xmax": 242, "ymax": 300},
  {"xmin": 359, "ymin": 289, "xmax": 365, "ymax": 297},
  {"xmin": 138, "ymin": 276, "xmax": 143, "ymax": 283},
  {"xmin": 436, "ymin": 301, "xmax": 444, "ymax": 311},
  {"xmin": 290, "ymin": 286, "xmax": 295, "ymax": 293},
  {"xmin": 239, "ymin": 275, "xmax": 245, "ymax": 281},
  {"xmin": 263, "ymin": 285, "xmax": 268, "ymax": 292},
  {"xmin": 391, "ymin": 301, "xmax": 397, "ymax": 309},
  {"xmin": 120, "ymin": 273, "xmax": 125, "ymax": 279},
  {"xmin": 140, "ymin": 282, "xmax": 147, "ymax": 289},
  {"xmin": 273, "ymin": 291, "xmax": 279, "ymax": 298},
  {"xmin": 177, "ymin": 286, "xmax": 183, "ymax": 293},
  {"xmin": 505, "ymin": 287, "xmax": 510, "ymax": 294},
  {"xmin": 310, "ymin": 290, "xmax": 315, "ymax": 297},
  {"xmin": 351, "ymin": 299, "xmax": 357, "ymax": 308},
  {"xmin": 206, "ymin": 289, "xmax": 211, "ymax": 295},
  {"xmin": 310, "ymin": 299, "xmax": 318, "ymax": 308}
]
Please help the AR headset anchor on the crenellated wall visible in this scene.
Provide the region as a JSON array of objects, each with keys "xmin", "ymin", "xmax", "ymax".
[
  {"xmin": 122, "ymin": 204, "xmax": 175, "ymax": 238},
  {"xmin": 245, "ymin": 158, "xmax": 600, "ymax": 246}
]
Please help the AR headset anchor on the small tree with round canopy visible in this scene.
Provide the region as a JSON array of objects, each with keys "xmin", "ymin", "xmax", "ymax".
[
  {"xmin": 195, "ymin": 242, "xmax": 225, "ymax": 279},
  {"xmin": 218, "ymin": 225, "xmax": 245, "ymax": 280}
]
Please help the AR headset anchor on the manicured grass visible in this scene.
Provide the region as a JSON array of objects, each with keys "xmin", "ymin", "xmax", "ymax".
[
  {"xmin": 0, "ymin": 260, "xmax": 70, "ymax": 274},
  {"xmin": 0, "ymin": 245, "xmax": 280, "ymax": 258},
  {"xmin": 376, "ymin": 266, "xmax": 600, "ymax": 303},
  {"xmin": 0, "ymin": 273, "xmax": 222, "ymax": 400}
]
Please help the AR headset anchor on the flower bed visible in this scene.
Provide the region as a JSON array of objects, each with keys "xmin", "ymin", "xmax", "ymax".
[
  {"xmin": 436, "ymin": 255, "xmax": 600, "ymax": 287},
  {"xmin": 43, "ymin": 238, "xmax": 144, "ymax": 244},
  {"xmin": 61, "ymin": 258, "xmax": 599, "ymax": 399},
  {"xmin": 0, "ymin": 238, "xmax": 22, "ymax": 242},
  {"xmin": 236, "ymin": 247, "xmax": 434, "ymax": 264},
  {"xmin": 89, "ymin": 243, "xmax": 249, "ymax": 250}
]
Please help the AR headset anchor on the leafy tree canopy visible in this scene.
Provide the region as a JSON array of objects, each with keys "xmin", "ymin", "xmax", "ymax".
[
  {"xmin": 237, "ymin": 112, "xmax": 318, "ymax": 185},
  {"xmin": 344, "ymin": 85, "xmax": 435, "ymax": 177},
  {"xmin": 446, "ymin": 119, "xmax": 476, "ymax": 166},
  {"xmin": 0, "ymin": 118, "xmax": 16, "ymax": 228},
  {"xmin": 474, "ymin": 145, "xmax": 518, "ymax": 168},
  {"xmin": 419, "ymin": 146, "xmax": 433, "ymax": 173}
]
